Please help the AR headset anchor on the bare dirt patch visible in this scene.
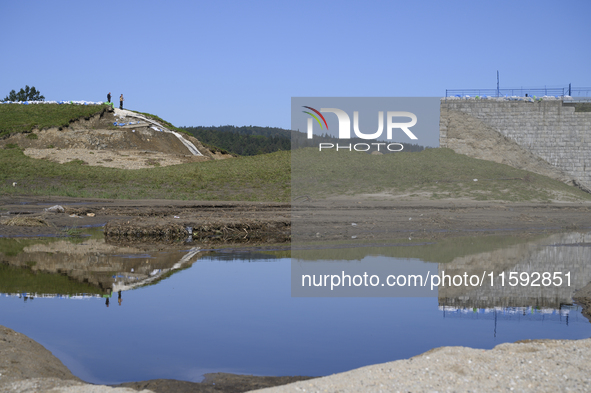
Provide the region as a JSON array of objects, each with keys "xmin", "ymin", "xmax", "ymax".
[
  {"xmin": 0, "ymin": 107, "xmax": 231, "ymax": 169},
  {"xmin": 24, "ymin": 148, "xmax": 197, "ymax": 169}
]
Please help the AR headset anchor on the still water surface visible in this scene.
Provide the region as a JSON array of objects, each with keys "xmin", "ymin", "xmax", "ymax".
[{"xmin": 0, "ymin": 232, "xmax": 590, "ymax": 385}]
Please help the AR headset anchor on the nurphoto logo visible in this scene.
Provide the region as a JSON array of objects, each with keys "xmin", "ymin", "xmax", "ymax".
[{"xmin": 302, "ymin": 106, "xmax": 418, "ymax": 152}]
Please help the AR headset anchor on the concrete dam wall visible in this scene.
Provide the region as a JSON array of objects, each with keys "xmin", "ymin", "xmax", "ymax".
[{"xmin": 439, "ymin": 98, "xmax": 591, "ymax": 191}]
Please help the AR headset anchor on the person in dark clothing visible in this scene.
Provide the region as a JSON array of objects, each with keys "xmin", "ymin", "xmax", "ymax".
[
  {"xmin": 120, "ymin": 94, "xmax": 124, "ymax": 109},
  {"xmin": 107, "ymin": 92, "xmax": 111, "ymax": 103}
]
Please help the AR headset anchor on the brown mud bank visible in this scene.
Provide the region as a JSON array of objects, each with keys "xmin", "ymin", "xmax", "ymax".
[
  {"xmin": 291, "ymin": 198, "xmax": 591, "ymax": 243},
  {"xmin": 94, "ymin": 200, "xmax": 290, "ymax": 243},
  {"xmin": 115, "ymin": 374, "xmax": 314, "ymax": 393},
  {"xmin": 0, "ymin": 197, "xmax": 291, "ymax": 244},
  {"xmin": 2, "ymin": 196, "xmax": 591, "ymax": 243}
]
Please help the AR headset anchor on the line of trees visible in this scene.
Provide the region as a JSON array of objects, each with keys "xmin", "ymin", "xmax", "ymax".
[
  {"xmin": 182, "ymin": 125, "xmax": 425, "ymax": 156},
  {"xmin": 182, "ymin": 125, "xmax": 291, "ymax": 156},
  {"xmin": 2, "ymin": 85, "xmax": 45, "ymax": 102}
]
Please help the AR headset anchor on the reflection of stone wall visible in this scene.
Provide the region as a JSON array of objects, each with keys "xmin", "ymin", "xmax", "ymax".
[
  {"xmin": 439, "ymin": 233, "xmax": 591, "ymax": 309},
  {"xmin": 0, "ymin": 240, "xmax": 200, "ymax": 294}
]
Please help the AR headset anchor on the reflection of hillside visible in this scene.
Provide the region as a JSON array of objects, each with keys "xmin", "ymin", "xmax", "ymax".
[
  {"xmin": 0, "ymin": 239, "xmax": 202, "ymax": 297},
  {"xmin": 0, "ymin": 264, "xmax": 103, "ymax": 296},
  {"xmin": 438, "ymin": 232, "xmax": 591, "ymax": 310},
  {"xmin": 0, "ymin": 237, "xmax": 71, "ymax": 257},
  {"xmin": 291, "ymin": 234, "xmax": 547, "ymax": 263}
]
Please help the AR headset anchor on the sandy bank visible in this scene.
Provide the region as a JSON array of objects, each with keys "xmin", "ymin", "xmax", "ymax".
[{"xmin": 251, "ymin": 338, "xmax": 591, "ymax": 393}]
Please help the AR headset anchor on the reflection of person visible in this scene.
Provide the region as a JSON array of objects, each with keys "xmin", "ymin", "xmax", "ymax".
[
  {"xmin": 106, "ymin": 297, "xmax": 110, "ymax": 307},
  {"xmin": 118, "ymin": 290, "xmax": 122, "ymax": 306},
  {"xmin": 107, "ymin": 92, "xmax": 111, "ymax": 103},
  {"xmin": 119, "ymin": 94, "xmax": 124, "ymax": 109}
]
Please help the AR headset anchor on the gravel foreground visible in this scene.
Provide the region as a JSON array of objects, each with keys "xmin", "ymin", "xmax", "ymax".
[{"xmin": 251, "ymin": 338, "xmax": 591, "ymax": 393}]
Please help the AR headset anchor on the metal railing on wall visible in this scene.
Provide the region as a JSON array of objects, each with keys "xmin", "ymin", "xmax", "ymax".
[
  {"xmin": 569, "ymin": 87, "xmax": 591, "ymax": 102},
  {"xmin": 446, "ymin": 84, "xmax": 591, "ymax": 98},
  {"xmin": 445, "ymin": 87, "xmax": 567, "ymax": 98}
]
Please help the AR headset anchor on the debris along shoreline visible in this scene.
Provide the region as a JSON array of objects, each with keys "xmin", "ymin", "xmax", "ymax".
[
  {"xmin": 0, "ymin": 197, "xmax": 292, "ymax": 243},
  {"xmin": 104, "ymin": 218, "xmax": 290, "ymax": 243}
]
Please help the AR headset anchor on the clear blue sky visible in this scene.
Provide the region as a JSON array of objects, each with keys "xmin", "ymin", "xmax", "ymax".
[{"xmin": 1, "ymin": 0, "xmax": 589, "ymax": 130}]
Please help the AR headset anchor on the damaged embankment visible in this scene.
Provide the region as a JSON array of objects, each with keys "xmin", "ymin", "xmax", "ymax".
[{"xmin": 58, "ymin": 202, "xmax": 292, "ymax": 244}]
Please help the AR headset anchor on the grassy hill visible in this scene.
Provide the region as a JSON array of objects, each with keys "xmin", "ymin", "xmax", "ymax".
[{"xmin": 0, "ymin": 104, "xmax": 589, "ymax": 203}]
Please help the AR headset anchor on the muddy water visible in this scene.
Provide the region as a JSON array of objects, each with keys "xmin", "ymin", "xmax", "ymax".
[{"xmin": 0, "ymin": 231, "xmax": 590, "ymax": 385}]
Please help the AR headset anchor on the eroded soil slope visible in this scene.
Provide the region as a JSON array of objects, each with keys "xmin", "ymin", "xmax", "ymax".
[{"xmin": 0, "ymin": 107, "xmax": 232, "ymax": 169}]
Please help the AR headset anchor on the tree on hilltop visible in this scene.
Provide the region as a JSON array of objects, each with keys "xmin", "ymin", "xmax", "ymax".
[{"xmin": 2, "ymin": 85, "xmax": 45, "ymax": 102}]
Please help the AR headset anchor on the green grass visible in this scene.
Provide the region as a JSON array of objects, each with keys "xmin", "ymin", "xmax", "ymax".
[
  {"xmin": 0, "ymin": 147, "xmax": 290, "ymax": 201},
  {"xmin": 62, "ymin": 226, "xmax": 84, "ymax": 237},
  {"xmin": 292, "ymin": 147, "xmax": 591, "ymax": 202},
  {"xmin": 0, "ymin": 145, "xmax": 589, "ymax": 202},
  {"xmin": 0, "ymin": 103, "xmax": 110, "ymax": 137}
]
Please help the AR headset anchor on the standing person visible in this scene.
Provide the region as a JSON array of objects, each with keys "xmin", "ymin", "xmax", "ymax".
[
  {"xmin": 119, "ymin": 94, "xmax": 124, "ymax": 109},
  {"xmin": 107, "ymin": 92, "xmax": 111, "ymax": 103}
]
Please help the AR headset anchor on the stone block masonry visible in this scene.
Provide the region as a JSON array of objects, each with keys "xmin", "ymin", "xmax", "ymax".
[
  {"xmin": 440, "ymin": 98, "xmax": 591, "ymax": 191},
  {"xmin": 439, "ymin": 232, "xmax": 591, "ymax": 309}
]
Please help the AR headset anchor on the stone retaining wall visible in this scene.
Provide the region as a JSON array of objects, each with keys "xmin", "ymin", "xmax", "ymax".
[{"xmin": 440, "ymin": 99, "xmax": 591, "ymax": 190}]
